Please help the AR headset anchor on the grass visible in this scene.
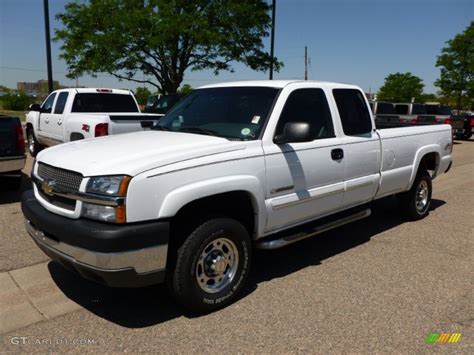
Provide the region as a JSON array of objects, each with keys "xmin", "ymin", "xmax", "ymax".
[{"xmin": 0, "ymin": 109, "xmax": 27, "ymax": 121}]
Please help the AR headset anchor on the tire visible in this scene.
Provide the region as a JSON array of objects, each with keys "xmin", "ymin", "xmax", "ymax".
[
  {"xmin": 398, "ymin": 169, "xmax": 432, "ymax": 221},
  {"xmin": 1, "ymin": 171, "xmax": 22, "ymax": 190},
  {"xmin": 462, "ymin": 131, "xmax": 472, "ymax": 140},
  {"xmin": 171, "ymin": 218, "xmax": 252, "ymax": 313},
  {"xmin": 27, "ymin": 128, "xmax": 43, "ymax": 157}
]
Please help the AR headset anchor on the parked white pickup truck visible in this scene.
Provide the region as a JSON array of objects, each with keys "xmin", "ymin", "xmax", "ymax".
[
  {"xmin": 25, "ymin": 88, "xmax": 162, "ymax": 156},
  {"xmin": 22, "ymin": 80, "xmax": 453, "ymax": 312}
]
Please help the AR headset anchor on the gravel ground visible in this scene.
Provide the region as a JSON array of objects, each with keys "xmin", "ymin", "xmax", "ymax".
[{"xmin": 0, "ymin": 140, "xmax": 473, "ymax": 353}]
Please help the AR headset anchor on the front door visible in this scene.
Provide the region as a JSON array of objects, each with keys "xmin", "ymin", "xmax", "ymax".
[
  {"xmin": 37, "ymin": 92, "xmax": 57, "ymax": 145},
  {"xmin": 263, "ymin": 87, "xmax": 345, "ymax": 232}
]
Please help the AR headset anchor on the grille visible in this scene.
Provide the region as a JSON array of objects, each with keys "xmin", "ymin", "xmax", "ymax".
[
  {"xmin": 37, "ymin": 163, "xmax": 83, "ymax": 191},
  {"xmin": 37, "ymin": 187, "xmax": 76, "ymax": 211}
]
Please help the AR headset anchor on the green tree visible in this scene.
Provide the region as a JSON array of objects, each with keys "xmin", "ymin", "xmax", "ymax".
[
  {"xmin": 134, "ymin": 87, "xmax": 152, "ymax": 105},
  {"xmin": 178, "ymin": 84, "xmax": 193, "ymax": 94},
  {"xmin": 2, "ymin": 92, "xmax": 31, "ymax": 110},
  {"xmin": 377, "ymin": 72, "xmax": 424, "ymax": 102},
  {"xmin": 435, "ymin": 22, "xmax": 474, "ymax": 110},
  {"xmin": 55, "ymin": 0, "xmax": 281, "ymax": 94}
]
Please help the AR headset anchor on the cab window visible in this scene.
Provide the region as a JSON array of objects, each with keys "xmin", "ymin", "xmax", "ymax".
[{"xmin": 41, "ymin": 93, "xmax": 57, "ymax": 114}]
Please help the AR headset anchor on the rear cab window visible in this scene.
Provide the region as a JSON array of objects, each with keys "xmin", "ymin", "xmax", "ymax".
[
  {"xmin": 395, "ymin": 104, "xmax": 409, "ymax": 115},
  {"xmin": 333, "ymin": 89, "xmax": 372, "ymax": 135},
  {"xmin": 71, "ymin": 93, "xmax": 139, "ymax": 113}
]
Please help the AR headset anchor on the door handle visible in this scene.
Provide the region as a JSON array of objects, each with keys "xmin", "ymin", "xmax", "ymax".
[
  {"xmin": 331, "ymin": 148, "xmax": 344, "ymax": 160},
  {"xmin": 44, "ymin": 119, "xmax": 49, "ymax": 124},
  {"xmin": 57, "ymin": 120, "xmax": 62, "ymax": 126}
]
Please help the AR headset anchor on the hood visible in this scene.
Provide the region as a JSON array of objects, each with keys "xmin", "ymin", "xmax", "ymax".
[{"xmin": 37, "ymin": 131, "xmax": 245, "ymax": 176}]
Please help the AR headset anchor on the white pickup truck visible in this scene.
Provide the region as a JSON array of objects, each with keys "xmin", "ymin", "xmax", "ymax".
[
  {"xmin": 25, "ymin": 88, "xmax": 162, "ymax": 156},
  {"xmin": 22, "ymin": 80, "xmax": 453, "ymax": 312}
]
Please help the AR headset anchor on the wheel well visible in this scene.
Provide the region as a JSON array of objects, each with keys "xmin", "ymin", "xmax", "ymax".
[
  {"xmin": 166, "ymin": 191, "xmax": 256, "ymax": 268},
  {"xmin": 26, "ymin": 123, "xmax": 33, "ymax": 133},
  {"xmin": 70, "ymin": 132, "xmax": 84, "ymax": 141},
  {"xmin": 419, "ymin": 152, "xmax": 439, "ymax": 175}
]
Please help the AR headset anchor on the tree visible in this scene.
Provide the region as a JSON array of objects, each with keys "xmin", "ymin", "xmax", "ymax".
[
  {"xmin": 377, "ymin": 72, "xmax": 424, "ymax": 102},
  {"xmin": 134, "ymin": 87, "xmax": 152, "ymax": 105},
  {"xmin": 178, "ymin": 84, "xmax": 193, "ymax": 94},
  {"xmin": 55, "ymin": 0, "xmax": 281, "ymax": 94},
  {"xmin": 435, "ymin": 22, "xmax": 474, "ymax": 110}
]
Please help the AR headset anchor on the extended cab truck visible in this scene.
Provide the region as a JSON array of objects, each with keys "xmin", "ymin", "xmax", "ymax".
[
  {"xmin": 394, "ymin": 102, "xmax": 437, "ymax": 125},
  {"xmin": 21, "ymin": 81, "xmax": 453, "ymax": 312},
  {"xmin": 368, "ymin": 100, "xmax": 401, "ymax": 128},
  {"xmin": 0, "ymin": 115, "xmax": 26, "ymax": 189},
  {"xmin": 25, "ymin": 88, "xmax": 162, "ymax": 157}
]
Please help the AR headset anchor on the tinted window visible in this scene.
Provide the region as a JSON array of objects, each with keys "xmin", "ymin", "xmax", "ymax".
[
  {"xmin": 41, "ymin": 93, "xmax": 56, "ymax": 114},
  {"xmin": 71, "ymin": 93, "xmax": 139, "ymax": 113},
  {"xmin": 426, "ymin": 105, "xmax": 451, "ymax": 115},
  {"xmin": 376, "ymin": 102, "xmax": 395, "ymax": 114},
  {"xmin": 156, "ymin": 87, "xmax": 279, "ymax": 140},
  {"xmin": 276, "ymin": 89, "xmax": 334, "ymax": 140},
  {"xmin": 333, "ymin": 89, "xmax": 372, "ymax": 135},
  {"xmin": 412, "ymin": 104, "xmax": 426, "ymax": 115},
  {"xmin": 395, "ymin": 104, "xmax": 409, "ymax": 115},
  {"xmin": 53, "ymin": 92, "xmax": 69, "ymax": 114}
]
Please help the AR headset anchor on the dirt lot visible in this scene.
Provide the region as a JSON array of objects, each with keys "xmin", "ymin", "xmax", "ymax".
[{"xmin": 0, "ymin": 140, "xmax": 473, "ymax": 353}]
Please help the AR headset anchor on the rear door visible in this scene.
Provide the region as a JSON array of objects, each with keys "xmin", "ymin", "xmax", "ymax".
[
  {"xmin": 332, "ymin": 88, "xmax": 381, "ymax": 208},
  {"xmin": 263, "ymin": 87, "xmax": 345, "ymax": 232}
]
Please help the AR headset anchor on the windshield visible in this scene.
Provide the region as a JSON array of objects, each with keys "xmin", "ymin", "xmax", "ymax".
[{"xmin": 154, "ymin": 87, "xmax": 280, "ymax": 140}]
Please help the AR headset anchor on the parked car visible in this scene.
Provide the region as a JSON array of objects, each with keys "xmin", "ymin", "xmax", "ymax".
[
  {"xmin": 368, "ymin": 100, "xmax": 401, "ymax": 128},
  {"xmin": 25, "ymin": 88, "xmax": 163, "ymax": 156},
  {"xmin": 454, "ymin": 113, "xmax": 474, "ymax": 140},
  {"xmin": 144, "ymin": 94, "xmax": 162, "ymax": 112},
  {"xmin": 22, "ymin": 80, "xmax": 452, "ymax": 312},
  {"xmin": 394, "ymin": 103, "xmax": 437, "ymax": 125},
  {"xmin": 425, "ymin": 103, "xmax": 464, "ymax": 134},
  {"xmin": 0, "ymin": 115, "xmax": 25, "ymax": 189},
  {"xmin": 143, "ymin": 94, "xmax": 185, "ymax": 115}
]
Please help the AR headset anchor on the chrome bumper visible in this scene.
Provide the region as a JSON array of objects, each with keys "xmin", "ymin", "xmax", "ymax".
[{"xmin": 25, "ymin": 219, "xmax": 167, "ymax": 274}]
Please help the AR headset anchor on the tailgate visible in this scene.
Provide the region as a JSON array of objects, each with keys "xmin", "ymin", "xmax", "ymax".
[
  {"xmin": 416, "ymin": 115, "xmax": 437, "ymax": 125},
  {"xmin": 0, "ymin": 116, "xmax": 18, "ymax": 156},
  {"xmin": 108, "ymin": 114, "xmax": 163, "ymax": 135},
  {"xmin": 374, "ymin": 114, "xmax": 401, "ymax": 129}
]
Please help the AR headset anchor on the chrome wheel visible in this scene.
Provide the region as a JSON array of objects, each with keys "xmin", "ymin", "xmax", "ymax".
[
  {"xmin": 415, "ymin": 180, "xmax": 429, "ymax": 213},
  {"xmin": 196, "ymin": 237, "xmax": 239, "ymax": 294}
]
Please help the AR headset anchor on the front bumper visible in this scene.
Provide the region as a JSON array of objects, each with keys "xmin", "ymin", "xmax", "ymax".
[
  {"xmin": 0, "ymin": 155, "xmax": 26, "ymax": 174},
  {"xmin": 21, "ymin": 190, "xmax": 169, "ymax": 287}
]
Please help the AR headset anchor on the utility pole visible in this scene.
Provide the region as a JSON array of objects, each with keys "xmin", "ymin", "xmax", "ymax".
[
  {"xmin": 269, "ymin": 0, "xmax": 276, "ymax": 80},
  {"xmin": 43, "ymin": 0, "xmax": 53, "ymax": 94},
  {"xmin": 304, "ymin": 46, "xmax": 308, "ymax": 80}
]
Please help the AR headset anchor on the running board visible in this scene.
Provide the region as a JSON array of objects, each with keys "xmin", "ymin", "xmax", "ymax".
[{"xmin": 256, "ymin": 209, "xmax": 371, "ymax": 250}]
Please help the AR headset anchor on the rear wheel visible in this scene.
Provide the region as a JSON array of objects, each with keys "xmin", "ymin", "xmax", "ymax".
[
  {"xmin": 170, "ymin": 218, "xmax": 252, "ymax": 313},
  {"xmin": 27, "ymin": 128, "xmax": 43, "ymax": 157},
  {"xmin": 462, "ymin": 131, "xmax": 472, "ymax": 140},
  {"xmin": 398, "ymin": 169, "xmax": 432, "ymax": 221}
]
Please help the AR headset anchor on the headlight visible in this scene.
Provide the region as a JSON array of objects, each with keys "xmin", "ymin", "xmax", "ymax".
[
  {"xmin": 86, "ymin": 175, "xmax": 131, "ymax": 196},
  {"xmin": 82, "ymin": 175, "xmax": 131, "ymax": 223}
]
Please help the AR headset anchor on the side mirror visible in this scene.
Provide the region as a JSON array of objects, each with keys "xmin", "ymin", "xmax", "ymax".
[
  {"xmin": 29, "ymin": 104, "xmax": 41, "ymax": 112},
  {"xmin": 274, "ymin": 122, "xmax": 312, "ymax": 144}
]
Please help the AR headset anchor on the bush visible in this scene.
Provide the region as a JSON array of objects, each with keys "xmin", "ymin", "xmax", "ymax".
[{"xmin": 2, "ymin": 93, "xmax": 31, "ymax": 110}]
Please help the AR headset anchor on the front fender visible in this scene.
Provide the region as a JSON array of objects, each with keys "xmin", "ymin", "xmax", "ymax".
[{"xmin": 158, "ymin": 175, "xmax": 266, "ymax": 237}]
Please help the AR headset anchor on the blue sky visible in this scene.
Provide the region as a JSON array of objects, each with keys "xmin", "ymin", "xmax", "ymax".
[{"xmin": 0, "ymin": 0, "xmax": 472, "ymax": 93}]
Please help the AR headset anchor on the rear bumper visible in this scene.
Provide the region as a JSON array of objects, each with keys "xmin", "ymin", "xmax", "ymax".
[
  {"xmin": 0, "ymin": 155, "xmax": 26, "ymax": 174},
  {"xmin": 21, "ymin": 190, "xmax": 169, "ymax": 287}
]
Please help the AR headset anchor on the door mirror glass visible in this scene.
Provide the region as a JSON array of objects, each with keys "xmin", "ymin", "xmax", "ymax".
[
  {"xmin": 29, "ymin": 103, "xmax": 41, "ymax": 112},
  {"xmin": 274, "ymin": 122, "xmax": 312, "ymax": 144}
]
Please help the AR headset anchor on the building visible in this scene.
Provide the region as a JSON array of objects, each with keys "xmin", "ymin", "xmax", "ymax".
[{"xmin": 17, "ymin": 80, "xmax": 61, "ymax": 95}]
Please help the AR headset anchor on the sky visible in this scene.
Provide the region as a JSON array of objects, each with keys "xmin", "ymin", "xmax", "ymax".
[{"xmin": 0, "ymin": 0, "xmax": 472, "ymax": 94}]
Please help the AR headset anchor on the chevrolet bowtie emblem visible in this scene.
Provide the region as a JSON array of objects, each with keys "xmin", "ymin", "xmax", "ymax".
[{"xmin": 42, "ymin": 180, "xmax": 57, "ymax": 196}]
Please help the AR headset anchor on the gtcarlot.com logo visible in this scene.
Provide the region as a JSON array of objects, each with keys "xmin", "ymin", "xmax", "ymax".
[
  {"xmin": 426, "ymin": 333, "xmax": 462, "ymax": 344},
  {"xmin": 9, "ymin": 336, "xmax": 96, "ymax": 346}
]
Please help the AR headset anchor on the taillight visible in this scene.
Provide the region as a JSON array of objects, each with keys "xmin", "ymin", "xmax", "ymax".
[
  {"xmin": 443, "ymin": 118, "xmax": 451, "ymax": 125},
  {"xmin": 15, "ymin": 121, "xmax": 25, "ymax": 153},
  {"xmin": 470, "ymin": 118, "xmax": 474, "ymax": 127},
  {"xmin": 95, "ymin": 123, "xmax": 108, "ymax": 137},
  {"xmin": 411, "ymin": 117, "xmax": 418, "ymax": 124}
]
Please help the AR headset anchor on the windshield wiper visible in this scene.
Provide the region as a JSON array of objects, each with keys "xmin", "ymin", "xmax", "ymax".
[{"xmin": 178, "ymin": 126, "xmax": 220, "ymax": 137}]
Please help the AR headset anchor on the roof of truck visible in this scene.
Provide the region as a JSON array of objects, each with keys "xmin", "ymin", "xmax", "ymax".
[
  {"xmin": 55, "ymin": 88, "xmax": 132, "ymax": 95},
  {"xmin": 199, "ymin": 80, "xmax": 359, "ymax": 90}
]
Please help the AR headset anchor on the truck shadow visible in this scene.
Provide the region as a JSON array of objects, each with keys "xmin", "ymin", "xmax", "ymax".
[
  {"xmin": 48, "ymin": 196, "xmax": 446, "ymax": 328},
  {"xmin": 0, "ymin": 173, "xmax": 31, "ymax": 205}
]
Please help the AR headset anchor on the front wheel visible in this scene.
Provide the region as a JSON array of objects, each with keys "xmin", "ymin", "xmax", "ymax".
[
  {"xmin": 27, "ymin": 128, "xmax": 43, "ymax": 157},
  {"xmin": 171, "ymin": 218, "xmax": 252, "ymax": 313},
  {"xmin": 398, "ymin": 169, "xmax": 432, "ymax": 221}
]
